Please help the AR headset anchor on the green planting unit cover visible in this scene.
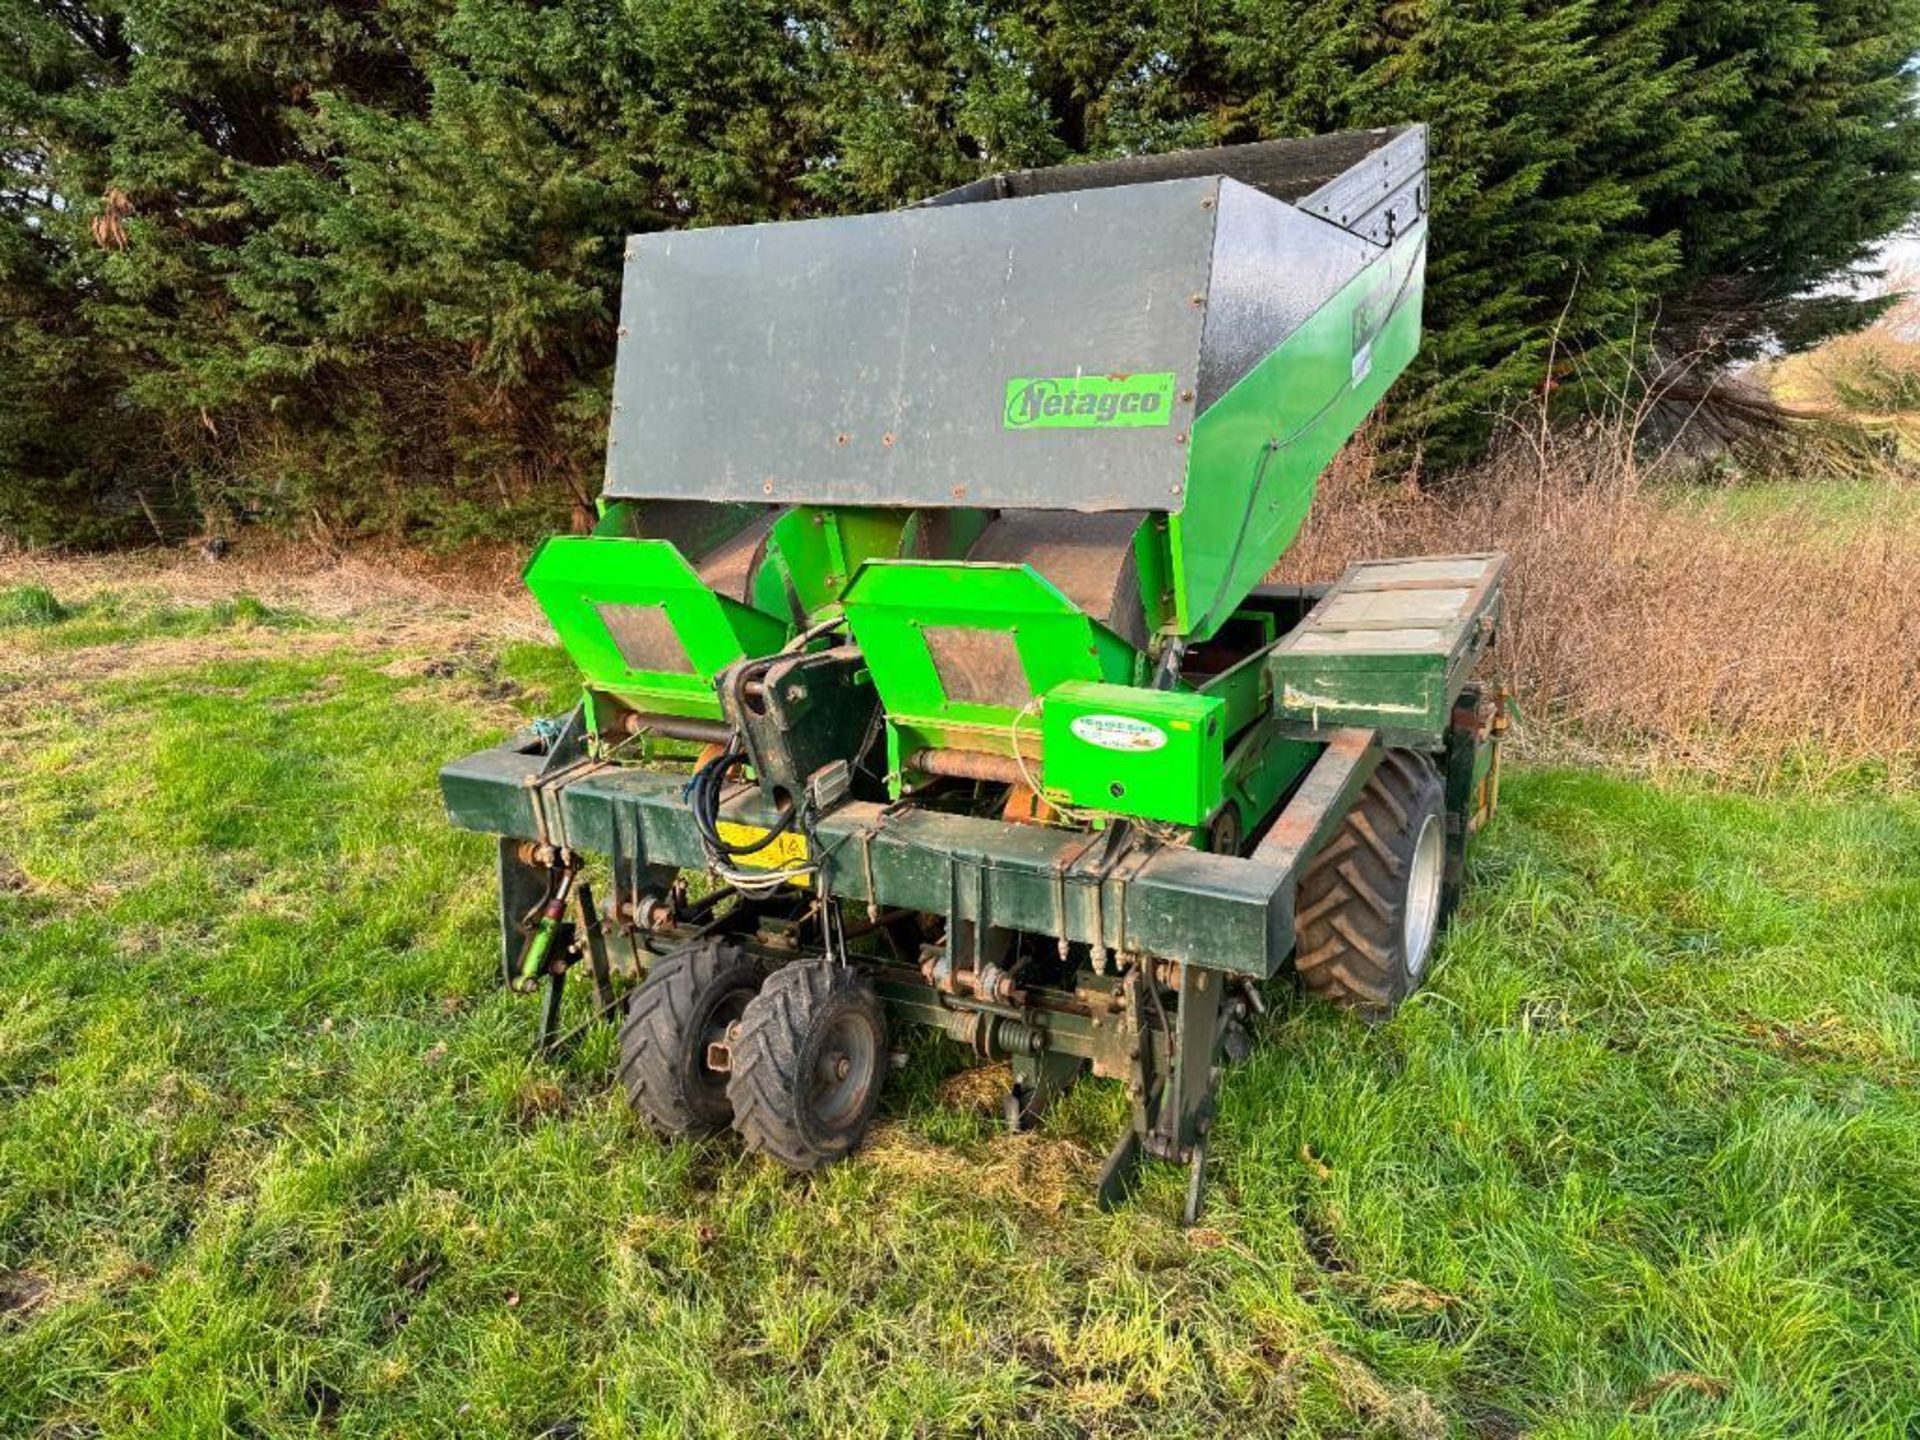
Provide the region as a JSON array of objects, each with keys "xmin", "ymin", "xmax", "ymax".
[
  {"xmin": 837, "ymin": 561, "xmax": 1148, "ymax": 770},
  {"xmin": 523, "ymin": 536, "xmax": 788, "ymax": 721}
]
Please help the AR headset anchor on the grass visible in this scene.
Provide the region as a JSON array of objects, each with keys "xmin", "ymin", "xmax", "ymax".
[
  {"xmin": 1663, "ymin": 476, "xmax": 1920, "ymax": 536},
  {"xmin": 2, "ymin": 585, "xmax": 1918, "ymax": 1437}
]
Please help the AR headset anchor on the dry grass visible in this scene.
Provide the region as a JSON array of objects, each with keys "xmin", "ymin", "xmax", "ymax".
[
  {"xmin": 1769, "ymin": 283, "xmax": 1920, "ymax": 463},
  {"xmin": 0, "ymin": 534, "xmax": 542, "ymax": 640},
  {"xmin": 1280, "ymin": 433, "xmax": 1920, "ymax": 789},
  {"xmin": 10, "ymin": 417, "xmax": 1919, "ymax": 790}
]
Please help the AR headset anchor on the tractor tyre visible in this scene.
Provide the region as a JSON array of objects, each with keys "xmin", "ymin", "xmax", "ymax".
[
  {"xmin": 726, "ymin": 962, "xmax": 887, "ymax": 1172},
  {"xmin": 619, "ymin": 938, "xmax": 767, "ymax": 1138},
  {"xmin": 1293, "ymin": 748, "xmax": 1447, "ymax": 1021}
]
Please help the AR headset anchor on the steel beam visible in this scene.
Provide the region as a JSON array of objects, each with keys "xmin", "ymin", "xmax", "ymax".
[{"xmin": 441, "ymin": 740, "xmax": 1318, "ymax": 978}]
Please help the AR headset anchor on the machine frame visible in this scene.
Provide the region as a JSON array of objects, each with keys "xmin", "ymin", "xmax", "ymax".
[{"xmin": 439, "ymin": 123, "xmax": 1511, "ymax": 1221}]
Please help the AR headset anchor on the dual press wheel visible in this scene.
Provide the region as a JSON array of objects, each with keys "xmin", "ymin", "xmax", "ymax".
[
  {"xmin": 617, "ymin": 940, "xmax": 887, "ymax": 1169},
  {"xmin": 617, "ymin": 751, "xmax": 1451, "ymax": 1166}
]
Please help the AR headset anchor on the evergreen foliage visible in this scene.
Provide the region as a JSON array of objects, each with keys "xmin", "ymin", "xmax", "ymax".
[{"xmin": 1, "ymin": 0, "xmax": 1916, "ymax": 544}]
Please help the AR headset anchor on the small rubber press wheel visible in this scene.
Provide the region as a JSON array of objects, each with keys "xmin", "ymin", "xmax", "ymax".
[
  {"xmin": 1293, "ymin": 749, "xmax": 1447, "ymax": 1020},
  {"xmin": 726, "ymin": 962, "xmax": 887, "ymax": 1171},
  {"xmin": 619, "ymin": 938, "xmax": 767, "ymax": 1137}
]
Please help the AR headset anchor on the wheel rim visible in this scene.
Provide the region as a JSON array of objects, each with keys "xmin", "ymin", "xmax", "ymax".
[
  {"xmin": 810, "ymin": 1010, "xmax": 879, "ymax": 1129},
  {"xmin": 1403, "ymin": 811, "xmax": 1444, "ymax": 979},
  {"xmin": 699, "ymin": 986, "xmax": 756, "ymax": 1082}
]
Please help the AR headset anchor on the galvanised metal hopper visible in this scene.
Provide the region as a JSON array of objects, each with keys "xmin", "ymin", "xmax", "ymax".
[{"xmin": 601, "ymin": 122, "xmax": 1427, "ymax": 642}]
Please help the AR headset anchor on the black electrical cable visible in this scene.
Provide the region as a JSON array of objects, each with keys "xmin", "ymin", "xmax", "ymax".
[
  {"xmin": 683, "ymin": 649, "xmax": 826, "ymax": 863},
  {"xmin": 689, "ymin": 746, "xmax": 800, "ymax": 857}
]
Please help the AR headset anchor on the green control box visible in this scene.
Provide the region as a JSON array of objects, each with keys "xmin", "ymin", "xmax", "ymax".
[{"xmin": 1041, "ymin": 681, "xmax": 1226, "ymax": 827}]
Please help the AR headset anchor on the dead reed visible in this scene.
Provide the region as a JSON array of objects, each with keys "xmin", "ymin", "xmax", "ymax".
[{"xmin": 1279, "ymin": 430, "xmax": 1920, "ymax": 789}]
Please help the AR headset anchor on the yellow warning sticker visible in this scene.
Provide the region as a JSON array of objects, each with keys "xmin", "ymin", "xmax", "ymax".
[{"xmin": 713, "ymin": 821, "xmax": 812, "ymax": 885}]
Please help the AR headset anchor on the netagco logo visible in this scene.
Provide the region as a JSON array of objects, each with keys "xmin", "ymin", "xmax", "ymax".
[{"xmin": 1003, "ymin": 372, "xmax": 1178, "ymax": 430}]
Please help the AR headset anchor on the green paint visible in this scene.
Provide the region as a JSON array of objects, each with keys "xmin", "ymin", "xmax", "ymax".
[
  {"xmin": 758, "ymin": 506, "xmax": 925, "ymax": 617},
  {"xmin": 1041, "ymin": 681, "xmax": 1226, "ymax": 825},
  {"xmin": 1003, "ymin": 372, "xmax": 1177, "ymax": 430},
  {"xmin": 530, "ymin": 505, "xmax": 984, "ymax": 724},
  {"xmin": 516, "ymin": 915, "xmax": 558, "ymax": 987},
  {"xmin": 1173, "ymin": 225, "xmax": 1427, "ymax": 640},
  {"xmin": 1218, "ymin": 719, "xmax": 1320, "ymax": 850},
  {"xmin": 523, "ymin": 535, "xmax": 789, "ymax": 721},
  {"xmin": 1266, "ymin": 553, "xmax": 1505, "ymax": 745},
  {"xmin": 841, "ymin": 561, "xmax": 1146, "ymax": 754}
]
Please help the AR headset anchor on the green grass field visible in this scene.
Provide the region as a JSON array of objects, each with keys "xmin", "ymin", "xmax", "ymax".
[
  {"xmin": 1662, "ymin": 477, "xmax": 1920, "ymax": 537},
  {"xmin": 2, "ymin": 583, "xmax": 1917, "ymax": 1438}
]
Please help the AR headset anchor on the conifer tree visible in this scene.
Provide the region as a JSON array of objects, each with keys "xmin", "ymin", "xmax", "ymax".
[{"xmin": 0, "ymin": 0, "xmax": 1915, "ymax": 541}]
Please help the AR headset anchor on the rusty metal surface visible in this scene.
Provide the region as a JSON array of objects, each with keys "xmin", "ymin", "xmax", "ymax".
[
  {"xmin": 623, "ymin": 711, "xmax": 732, "ymax": 745},
  {"xmin": 630, "ymin": 499, "xmax": 769, "ymax": 566},
  {"xmin": 908, "ymin": 747, "xmax": 1029, "ymax": 785},
  {"xmin": 1249, "ymin": 727, "xmax": 1381, "ymax": 875},
  {"xmin": 964, "ymin": 509, "xmax": 1148, "ymax": 644},
  {"xmin": 594, "ymin": 602, "xmax": 695, "ymax": 675},
  {"xmin": 693, "ymin": 507, "xmax": 781, "ymax": 603},
  {"xmin": 924, "ymin": 625, "xmax": 1033, "ymax": 708}
]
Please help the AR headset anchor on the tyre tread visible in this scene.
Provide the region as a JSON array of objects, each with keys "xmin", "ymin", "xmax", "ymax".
[
  {"xmin": 727, "ymin": 962, "xmax": 884, "ymax": 1172},
  {"xmin": 618, "ymin": 939, "xmax": 764, "ymax": 1138},
  {"xmin": 1293, "ymin": 749, "xmax": 1445, "ymax": 1019}
]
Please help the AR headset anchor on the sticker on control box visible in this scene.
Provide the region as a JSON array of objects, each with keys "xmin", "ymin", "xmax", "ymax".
[{"xmin": 1069, "ymin": 714, "xmax": 1169, "ymax": 753}]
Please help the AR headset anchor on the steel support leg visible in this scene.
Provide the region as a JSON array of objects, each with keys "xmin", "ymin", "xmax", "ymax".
[
  {"xmin": 536, "ymin": 947, "xmax": 570, "ymax": 1057},
  {"xmin": 1096, "ymin": 968, "xmax": 1154, "ymax": 1211},
  {"xmin": 1163, "ymin": 964, "xmax": 1225, "ymax": 1154},
  {"xmin": 575, "ymin": 880, "xmax": 617, "ymax": 1021},
  {"xmin": 1097, "ymin": 961, "xmax": 1227, "ymax": 1222}
]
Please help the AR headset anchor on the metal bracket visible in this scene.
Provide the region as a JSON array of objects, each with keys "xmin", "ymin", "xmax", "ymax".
[
  {"xmin": 574, "ymin": 879, "xmax": 617, "ymax": 1019},
  {"xmin": 1183, "ymin": 1137, "xmax": 1210, "ymax": 1227},
  {"xmin": 1094, "ymin": 957, "xmax": 1227, "ymax": 1223},
  {"xmin": 1096, "ymin": 1124, "xmax": 1144, "ymax": 1211},
  {"xmin": 524, "ymin": 876, "xmax": 627, "ymax": 1060},
  {"xmin": 1004, "ymin": 1049, "xmax": 1086, "ymax": 1132}
]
